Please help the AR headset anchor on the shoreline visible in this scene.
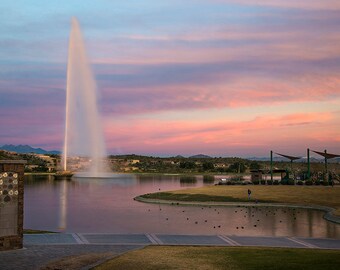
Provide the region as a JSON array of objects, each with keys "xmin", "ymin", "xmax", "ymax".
[{"xmin": 134, "ymin": 196, "xmax": 340, "ymax": 224}]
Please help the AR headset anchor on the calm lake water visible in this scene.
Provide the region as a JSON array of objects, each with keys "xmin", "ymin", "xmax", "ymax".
[{"xmin": 24, "ymin": 174, "xmax": 340, "ymax": 238}]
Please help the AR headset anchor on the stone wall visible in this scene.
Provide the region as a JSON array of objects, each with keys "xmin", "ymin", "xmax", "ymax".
[{"xmin": 0, "ymin": 161, "xmax": 25, "ymax": 251}]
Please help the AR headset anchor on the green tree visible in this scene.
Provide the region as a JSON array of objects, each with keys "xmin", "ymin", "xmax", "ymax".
[
  {"xmin": 202, "ymin": 162, "xmax": 214, "ymax": 171},
  {"xmin": 227, "ymin": 162, "xmax": 246, "ymax": 173},
  {"xmin": 250, "ymin": 161, "xmax": 262, "ymax": 170},
  {"xmin": 179, "ymin": 161, "xmax": 196, "ymax": 169}
]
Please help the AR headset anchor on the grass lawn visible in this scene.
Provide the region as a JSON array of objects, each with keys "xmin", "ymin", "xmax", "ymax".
[
  {"xmin": 140, "ymin": 185, "xmax": 340, "ymax": 215},
  {"xmin": 94, "ymin": 246, "xmax": 340, "ymax": 270}
]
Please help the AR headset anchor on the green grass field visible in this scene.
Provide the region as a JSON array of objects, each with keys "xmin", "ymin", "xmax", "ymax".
[
  {"xmin": 141, "ymin": 185, "xmax": 340, "ymax": 215},
  {"xmin": 94, "ymin": 246, "xmax": 340, "ymax": 270}
]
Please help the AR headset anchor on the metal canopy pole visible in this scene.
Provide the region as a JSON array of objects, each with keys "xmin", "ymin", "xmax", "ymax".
[
  {"xmin": 307, "ymin": 148, "xmax": 310, "ymax": 180},
  {"xmin": 270, "ymin": 150, "xmax": 273, "ymax": 182},
  {"xmin": 324, "ymin": 149, "xmax": 328, "ymax": 183}
]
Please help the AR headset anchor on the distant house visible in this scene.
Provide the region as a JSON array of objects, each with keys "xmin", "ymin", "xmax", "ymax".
[
  {"xmin": 214, "ymin": 163, "xmax": 227, "ymax": 168},
  {"xmin": 35, "ymin": 154, "xmax": 57, "ymax": 172},
  {"xmin": 124, "ymin": 166, "xmax": 139, "ymax": 172},
  {"xmin": 163, "ymin": 160, "xmax": 175, "ymax": 165},
  {"xmin": 26, "ymin": 164, "xmax": 39, "ymax": 170}
]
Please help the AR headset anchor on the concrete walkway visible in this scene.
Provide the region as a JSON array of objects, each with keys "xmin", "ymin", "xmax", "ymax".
[
  {"xmin": 23, "ymin": 233, "xmax": 340, "ymax": 249},
  {"xmin": 0, "ymin": 233, "xmax": 339, "ymax": 270}
]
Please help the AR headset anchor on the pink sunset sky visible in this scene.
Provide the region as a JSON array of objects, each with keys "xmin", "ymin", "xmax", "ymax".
[{"xmin": 0, "ymin": 0, "xmax": 339, "ymax": 157}]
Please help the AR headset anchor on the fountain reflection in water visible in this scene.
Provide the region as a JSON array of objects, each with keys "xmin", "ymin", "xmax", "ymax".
[
  {"xmin": 58, "ymin": 180, "xmax": 67, "ymax": 231},
  {"xmin": 62, "ymin": 17, "xmax": 109, "ymax": 177}
]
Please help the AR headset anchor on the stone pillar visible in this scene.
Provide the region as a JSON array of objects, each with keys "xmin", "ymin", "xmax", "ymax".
[{"xmin": 0, "ymin": 160, "xmax": 26, "ymax": 251}]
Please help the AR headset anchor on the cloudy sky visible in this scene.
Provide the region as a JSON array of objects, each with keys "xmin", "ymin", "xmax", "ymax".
[{"xmin": 0, "ymin": 0, "xmax": 339, "ymax": 157}]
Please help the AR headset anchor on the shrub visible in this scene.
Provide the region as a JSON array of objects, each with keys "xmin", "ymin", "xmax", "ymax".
[
  {"xmin": 315, "ymin": 180, "xmax": 321, "ymax": 186},
  {"xmin": 273, "ymin": 180, "xmax": 280, "ymax": 185},
  {"xmin": 260, "ymin": 180, "xmax": 266, "ymax": 185},
  {"xmin": 252, "ymin": 180, "xmax": 259, "ymax": 185},
  {"xmin": 305, "ymin": 180, "xmax": 313, "ymax": 186},
  {"xmin": 267, "ymin": 180, "xmax": 273, "ymax": 185},
  {"xmin": 230, "ymin": 176, "xmax": 244, "ymax": 181},
  {"xmin": 287, "ymin": 179, "xmax": 295, "ymax": 185},
  {"xmin": 297, "ymin": 180, "xmax": 304, "ymax": 185}
]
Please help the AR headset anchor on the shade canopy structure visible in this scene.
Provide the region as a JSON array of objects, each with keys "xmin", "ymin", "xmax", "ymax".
[
  {"xmin": 270, "ymin": 151, "xmax": 302, "ymax": 184},
  {"xmin": 311, "ymin": 150, "xmax": 339, "ymax": 183},
  {"xmin": 311, "ymin": 150, "xmax": 340, "ymax": 160},
  {"xmin": 275, "ymin": 153, "xmax": 302, "ymax": 161}
]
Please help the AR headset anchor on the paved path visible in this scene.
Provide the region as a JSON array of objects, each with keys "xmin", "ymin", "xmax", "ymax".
[
  {"xmin": 0, "ymin": 244, "xmax": 141, "ymax": 270},
  {"xmin": 23, "ymin": 233, "xmax": 340, "ymax": 249},
  {"xmin": 0, "ymin": 233, "xmax": 339, "ymax": 270}
]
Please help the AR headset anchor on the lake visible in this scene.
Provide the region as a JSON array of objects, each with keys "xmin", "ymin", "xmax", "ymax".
[{"xmin": 24, "ymin": 174, "xmax": 340, "ymax": 238}]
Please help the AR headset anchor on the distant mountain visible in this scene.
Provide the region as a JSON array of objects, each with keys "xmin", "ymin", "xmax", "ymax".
[
  {"xmin": 247, "ymin": 157, "xmax": 270, "ymax": 161},
  {"xmin": 247, "ymin": 157, "xmax": 288, "ymax": 162},
  {"xmin": 0, "ymin": 144, "xmax": 61, "ymax": 155},
  {"xmin": 334, "ymin": 157, "xmax": 340, "ymax": 163},
  {"xmin": 189, "ymin": 154, "xmax": 212, "ymax": 159},
  {"xmin": 299, "ymin": 157, "xmax": 324, "ymax": 163}
]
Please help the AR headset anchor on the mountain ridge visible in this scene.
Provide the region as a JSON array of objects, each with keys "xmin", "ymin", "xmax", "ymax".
[
  {"xmin": 0, "ymin": 144, "xmax": 61, "ymax": 155},
  {"xmin": 189, "ymin": 154, "xmax": 212, "ymax": 159}
]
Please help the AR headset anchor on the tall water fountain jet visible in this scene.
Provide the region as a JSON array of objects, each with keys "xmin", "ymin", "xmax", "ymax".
[{"xmin": 62, "ymin": 17, "xmax": 108, "ymax": 177}]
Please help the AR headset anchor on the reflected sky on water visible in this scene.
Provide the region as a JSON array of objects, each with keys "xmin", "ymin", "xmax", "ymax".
[{"xmin": 24, "ymin": 174, "xmax": 340, "ymax": 238}]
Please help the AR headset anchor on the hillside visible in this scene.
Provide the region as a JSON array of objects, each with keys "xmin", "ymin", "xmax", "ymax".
[{"xmin": 0, "ymin": 144, "xmax": 60, "ymax": 155}]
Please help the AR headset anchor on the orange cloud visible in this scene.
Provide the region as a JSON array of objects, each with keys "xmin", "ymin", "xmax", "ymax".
[
  {"xmin": 103, "ymin": 111, "xmax": 339, "ymax": 156},
  {"xmin": 99, "ymin": 72, "xmax": 340, "ymax": 115}
]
